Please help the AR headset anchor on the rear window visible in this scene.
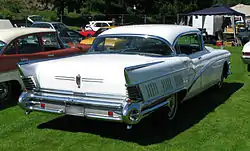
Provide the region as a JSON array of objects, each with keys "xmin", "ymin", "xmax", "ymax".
[{"xmin": 32, "ymin": 23, "xmax": 52, "ymax": 29}]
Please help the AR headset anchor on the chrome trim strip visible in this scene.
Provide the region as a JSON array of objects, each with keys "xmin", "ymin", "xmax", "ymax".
[
  {"xmin": 142, "ymin": 100, "xmax": 169, "ymax": 117},
  {"xmin": 17, "ymin": 53, "xmax": 82, "ymax": 66},
  {"xmin": 187, "ymin": 57, "xmax": 230, "ymax": 92},
  {"xmin": 125, "ymin": 61, "xmax": 164, "ymax": 71},
  {"xmin": 55, "ymin": 76, "xmax": 75, "ymax": 81},
  {"xmin": 27, "ymin": 106, "xmax": 64, "ymax": 114},
  {"xmin": 125, "ymin": 67, "xmax": 187, "ymax": 87},
  {"xmin": 86, "ymin": 114, "xmax": 122, "ymax": 122},
  {"xmin": 82, "ymin": 78, "xmax": 103, "ymax": 83},
  {"xmin": 22, "ymin": 92, "xmax": 124, "ymax": 108},
  {"xmin": 37, "ymin": 88, "xmax": 126, "ymax": 100},
  {"xmin": 82, "ymin": 78, "xmax": 103, "ymax": 81}
]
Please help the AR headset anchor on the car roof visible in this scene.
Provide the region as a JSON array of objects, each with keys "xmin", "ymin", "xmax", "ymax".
[
  {"xmin": 0, "ymin": 27, "xmax": 56, "ymax": 44},
  {"xmin": 99, "ymin": 24, "xmax": 200, "ymax": 45},
  {"xmin": 32, "ymin": 22, "xmax": 63, "ymax": 24}
]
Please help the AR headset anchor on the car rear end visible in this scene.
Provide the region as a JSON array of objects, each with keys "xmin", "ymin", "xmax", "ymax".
[{"xmin": 242, "ymin": 42, "xmax": 250, "ymax": 71}]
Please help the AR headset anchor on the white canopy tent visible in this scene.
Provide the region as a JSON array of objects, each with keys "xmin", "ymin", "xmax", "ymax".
[{"xmin": 231, "ymin": 4, "xmax": 250, "ymax": 17}]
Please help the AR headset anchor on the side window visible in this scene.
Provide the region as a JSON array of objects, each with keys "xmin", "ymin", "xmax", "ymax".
[
  {"xmin": 95, "ymin": 23, "xmax": 102, "ymax": 27},
  {"xmin": 41, "ymin": 33, "xmax": 61, "ymax": 51},
  {"xmin": 17, "ymin": 35, "xmax": 42, "ymax": 54},
  {"xmin": 175, "ymin": 33, "xmax": 202, "ymax": 55},
  {"xmin": 102, "ymin": 23, "xmax": 109, "ymax": 27},
  {"xmin": 4, "ymin": 42, "xmax": 16, "ymax": 55}
]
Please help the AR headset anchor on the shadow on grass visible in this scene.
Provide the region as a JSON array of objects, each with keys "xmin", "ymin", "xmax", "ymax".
[{"xmin": 37, "ymin": 82, "xmax": 243, "ymax": 145}]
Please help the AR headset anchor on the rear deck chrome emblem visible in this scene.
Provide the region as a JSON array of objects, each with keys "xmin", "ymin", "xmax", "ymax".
[{"xmin": 76, "ymin": 74, "xmax": 81, "ymax": 88}]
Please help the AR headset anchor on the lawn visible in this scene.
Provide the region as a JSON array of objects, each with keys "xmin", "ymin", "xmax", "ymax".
[{"xmin": 1, "ymin": 46, "xmax": 250, "ymax": 151}]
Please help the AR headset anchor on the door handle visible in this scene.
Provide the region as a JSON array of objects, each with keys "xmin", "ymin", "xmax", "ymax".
[
  {"xmin": 198, "ymin": 57, "xmax": 202, "ymax": 60},
  {"xmin": 20, "ymin": 58, "xmax": 28, "ymax": 61},
  {"xmin": 48, "ymin": 54, "xmax": 54, "ymax": 57}
]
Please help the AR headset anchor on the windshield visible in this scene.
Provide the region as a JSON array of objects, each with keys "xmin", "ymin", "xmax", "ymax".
[
  {"xmin": 93, "ymin": 28, "xmax": 110, "ymax": 37},
  {"xmin": 89, "ymin": 35, "xmax": 173, "ymax": 56},
  {"xmin": 52, "ymin": 23, "xmax": 67, "ymax": 30},
  {"xmin": 29, "ymin": 16, "xmax": 43, "ymax": 22},
  {"xmin": 0, "ymin": 41, "xmax": 7, "ymax": 52}
]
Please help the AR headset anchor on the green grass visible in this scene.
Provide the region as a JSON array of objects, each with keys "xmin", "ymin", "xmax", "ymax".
[{"xmin": 0, "ymin": 46, "xmax": 250, "ymax": 151}]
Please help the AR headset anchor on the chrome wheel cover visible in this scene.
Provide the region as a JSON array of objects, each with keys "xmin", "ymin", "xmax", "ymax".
[
  {"xmin": 167, "ymin": 94, "xmax": 177, "ymax": 120},
  {"xmin": 0, "ymin": 83, "xmax": 9, "ymax": 100},
  {"xmin": 217, "ymin": 72, "xmax": 224, "ymax": 88}
]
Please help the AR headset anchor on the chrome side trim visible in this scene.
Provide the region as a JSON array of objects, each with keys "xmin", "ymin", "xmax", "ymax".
[
  {"xmin": 82, "ymin": 78, "xmax": 103, "ymax": 83},
  {"xmin": 187, "ymin": 58, "xmax": 230, "ymax": 92},
  {"xmin": 125, "ymin": 67, "xmax": 188, "ymax": 87},
  {"xmin": 54, "ymin": 76, "xmax": 104, "ymax": 83},
  {"xmin": 55, "ymin": 76, "xmax": 75, "ymax": 81},
  {"xmin": 86, "ymin": 114, "xmax": 122, "ymax": 122},
  {"xmin": 125, "ymin": 61, "xmax": 164, "ymax": 72},
  {"xmin": 27, "ymin": 106, "xmax": 64, "ymax": 114}
]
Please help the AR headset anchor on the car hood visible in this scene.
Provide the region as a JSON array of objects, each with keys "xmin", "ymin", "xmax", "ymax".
[{"xmin": 80, "ymin": 37, "xmax": 95, "ymax": 45}]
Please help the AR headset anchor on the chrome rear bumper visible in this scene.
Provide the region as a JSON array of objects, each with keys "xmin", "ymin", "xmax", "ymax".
[{"xmin": 18, "ymin": 91, "xmax": 170, "ymax": 125}]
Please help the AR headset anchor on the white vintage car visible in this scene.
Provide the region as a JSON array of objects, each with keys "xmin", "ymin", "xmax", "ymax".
[
  {"xmin": 242, "ymin": 41, "xmax": 250, "ymax": 71},
  {"xmin": 18, "ymin": 25, "xmax": 231, "ymax": 129}
]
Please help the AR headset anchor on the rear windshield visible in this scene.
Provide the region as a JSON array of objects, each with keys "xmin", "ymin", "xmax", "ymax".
[
  {"xmin": 93, "ymin": 28, "xmax": 109, "ymax": 37},
  {"xmin": 90, "ymin": 35, "xmax": 173, "ymax": 56}
]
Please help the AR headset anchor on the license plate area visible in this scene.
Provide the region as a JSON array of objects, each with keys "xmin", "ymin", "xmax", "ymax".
[{"xmin": 65, "ymin": 104, "xmax": 85, "ymax": 116}]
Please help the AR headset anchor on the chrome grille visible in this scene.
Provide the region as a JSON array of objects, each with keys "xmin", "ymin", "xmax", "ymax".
[
  {"xmin": 126, "ymin": 85, "xmax": 142, "ymax": 100},
  {"xmin": 22, "ymin": 77, "xmax": 36, "ymax": 90}
]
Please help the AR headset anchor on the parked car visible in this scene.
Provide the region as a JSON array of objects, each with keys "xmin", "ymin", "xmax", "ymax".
[
  {"xmin": 85, "ymin": 21, "xmax": 113, "ymax": 31},
  {"xmin": 242, "ymin": 41, "xmax": 250, "ymax": 71},
  {"xmin": 18, "ymin": 25, "xmax": 231, "ymax": 129},
  {"xmin": 31, "ymin": 22, "xmax": 68, "ymax": 30},
  {"xmin": 79, "ymin": 26, "xmax": 96, "ymax": 37},
  {"xmin": 80, "ymin": 26, "xmax": 115, "ymax": 46},
  {"xmin": 31, "ymin": 22, "xmax": 84, "ymax": 43},
  {"xmin": 0, "ymin": 28, "xmax": 86, "ymax": 102}
]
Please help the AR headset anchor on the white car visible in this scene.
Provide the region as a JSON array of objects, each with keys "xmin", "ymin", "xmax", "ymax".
[
  {"xmin": 85, "ymin": 21, "xmax": 113, "ymax": 31},
  {"xmin": 242, "ymin": 41, "xmax": 250, "ymax": 71},
  {"xmin": 18, "ymin": 25, "xmax": 231, "ymax": 129}
]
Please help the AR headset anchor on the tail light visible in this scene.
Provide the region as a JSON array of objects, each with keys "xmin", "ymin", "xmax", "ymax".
[
  {"xmin": 126, "ymin": 85, "xmax": 142, "ymax": 102},
  {"xmin": 243, "ymin": 52, "xmax": 250, "ymax": 56}
]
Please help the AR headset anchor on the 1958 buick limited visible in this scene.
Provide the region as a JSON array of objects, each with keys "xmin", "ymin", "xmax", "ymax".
[{"xmin": 18, "ymin": 25, "xmax": 231, "ymax": 129}]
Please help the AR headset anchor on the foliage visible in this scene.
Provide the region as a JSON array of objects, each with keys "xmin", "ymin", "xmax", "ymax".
[{"xmin": 1, "ymin": 0, "xmax": 250, "ymax": 20}]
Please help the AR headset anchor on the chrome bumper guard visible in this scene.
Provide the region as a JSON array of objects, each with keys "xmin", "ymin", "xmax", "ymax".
[{"xmin": 18, "ymin": 91, "xmax": 170, "ymax": 125}]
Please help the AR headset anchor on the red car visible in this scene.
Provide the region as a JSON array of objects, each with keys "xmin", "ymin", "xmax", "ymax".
[
  {"xmin": 0, "ymin": 28, "xmax": 86, "ymax": 102},
  {"xmin": 79, "ymin": 27, "xmax": 96, "ymax": 37}
]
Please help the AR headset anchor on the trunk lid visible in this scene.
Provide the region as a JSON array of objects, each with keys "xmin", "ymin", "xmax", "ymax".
[{"xmin": 36, "ymin": 54, "xmax": 162, "ymax": 96}]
